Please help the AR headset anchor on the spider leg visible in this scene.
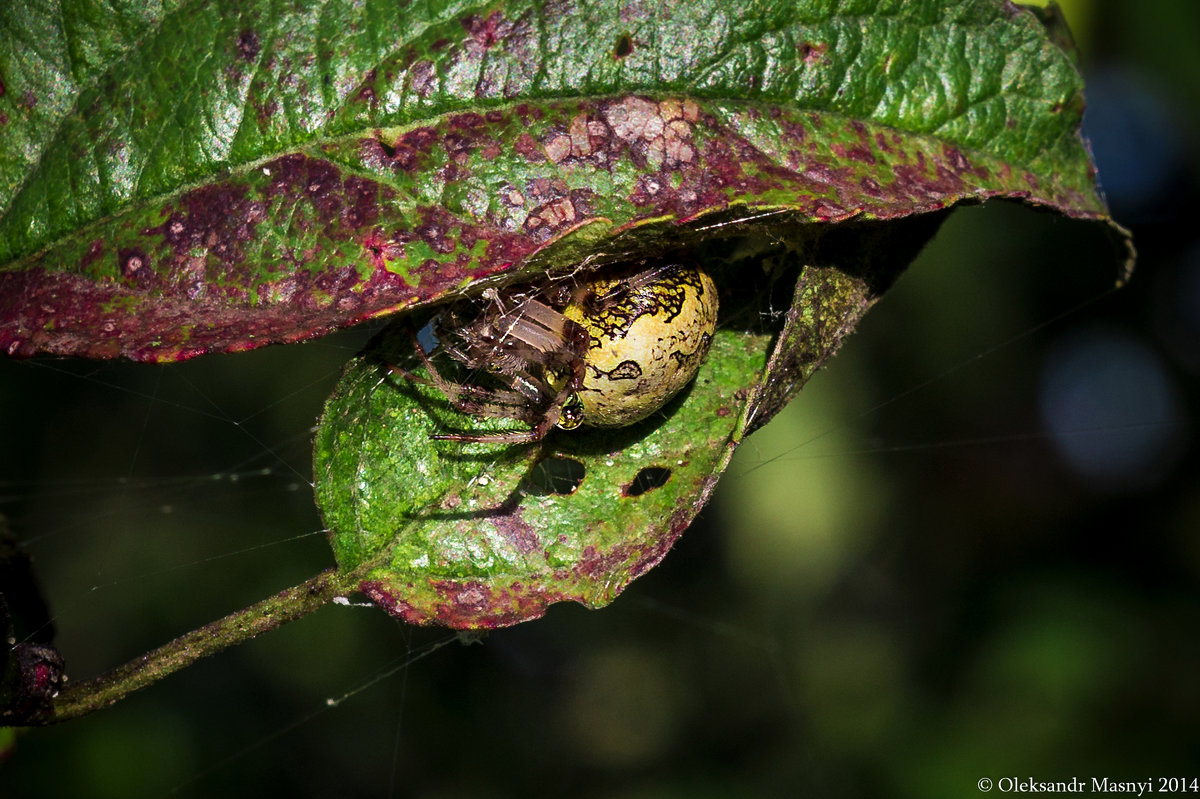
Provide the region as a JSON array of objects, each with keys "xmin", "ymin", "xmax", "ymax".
[
  {"xmin": 430, "ymin": 426, "xmax": 545, "ymax": 444},
  {"xmin": 398, "ymin": 339, "xmax": 533, "ymax": 416},
  {"xmin": 430, "ymin": 373, "xmax": 563, "ymax": 443},
  {"xmin": 389, "ymin": 293, "xmax": 595, "ymax": 445},
  {"xmin": 394, "ymin": 331, "xmax": 562, "ymax": 443},
  {"xmin": 385, "ymin": 329, "xmax": 448, "ymax": 390}
]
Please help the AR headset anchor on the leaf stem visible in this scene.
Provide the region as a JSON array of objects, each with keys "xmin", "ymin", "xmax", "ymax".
[{"xmin": 24, "ymin": 567, "xmax": 359, "ymax": 725}]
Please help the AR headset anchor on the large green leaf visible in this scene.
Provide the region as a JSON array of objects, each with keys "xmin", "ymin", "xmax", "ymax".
[
  {"xmin": 1, "ymin": 0, "xmax": 1131, "ymax": 629},
  {"xmin": 0, "ymin": 0, "xmax": 1126, "ymax": 361}
]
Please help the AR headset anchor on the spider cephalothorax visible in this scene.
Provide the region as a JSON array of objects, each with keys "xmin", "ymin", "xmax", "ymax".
[{"xmin": 395, "ymin": 263, "xmax": 719, "ymax": 444}]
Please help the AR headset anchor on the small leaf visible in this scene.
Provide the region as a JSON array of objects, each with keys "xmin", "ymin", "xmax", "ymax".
[
  {"xmin": 0, "ymin": 0, "xmax": 1128, "ymax": 361},
  {"xmin": 316, "ymin": 320, "xmax": 766, "ymax": 627}
]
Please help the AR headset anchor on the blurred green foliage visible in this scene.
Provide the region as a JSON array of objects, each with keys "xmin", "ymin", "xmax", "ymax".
[{"xmin": 3, "ymin": 0, "xmax": 1200, "ymax": 796}]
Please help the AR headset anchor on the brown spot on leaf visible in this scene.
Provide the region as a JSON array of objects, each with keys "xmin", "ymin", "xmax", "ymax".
[
  {"xmin": 544, "ymin": 133, "xmax": 571, "ymax": 163},
  {"xmin": 254, "ymin": 98, "xmax": 279, "ymax": 128},
  {"xmin": 544, "ymin": 112, "xmax": 611, "ymax": 163},
  {"xmin": 780, "ymin": 117, "xmax": 806, "ymax": 145},
  {"xmin": 341, "ymin": 176, "xmax": 381, "ymax": 230},
  {"xmin": 892, "ymin": 164, "xmax": 963, "ymax": 203},
  {"xmin": 361, "ymin": 577, "xmax": 567, "ymax": 629},
  {"xmin": 163, "ymin": 183, "xmax": 255, "ymax": 256},
  {"xmin": 448, "ymin": 112, "xmax": 486, "ymax": 132},
  {"xmin": 515, "ymin": 104, "xmax": 544, "ymax": 124},
  {"xmin": 237, "ymin": 29, "xmax": 261, "ymax": 61},
  {"xmin": 812, "ymin": 199, "xmax": 848, "ymax": 220},
  {"xmin": 569, "ymin": 113, "xmax": 594, "ymax": 157},
  {"xmin": 803, "ymin": 163, "xmax": 838, "ymax": 185},
  {"xmin": 835, "ymin": 143, "xmax": 876, "ymax": 165}
]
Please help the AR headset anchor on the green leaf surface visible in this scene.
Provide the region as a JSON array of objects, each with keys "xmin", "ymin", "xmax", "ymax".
[
  {"xmin": 315, "ymin": 322, "xmax": 767, "ymax": 628},
  {"xmin": 0, "ymin": 0, "xmax": 1127, "ymax": 362}
]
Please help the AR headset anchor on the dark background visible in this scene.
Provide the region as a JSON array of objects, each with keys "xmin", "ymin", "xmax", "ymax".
[{"xmin": 3, "ymin": 1, "xmax": 1199, "ymax": 795}]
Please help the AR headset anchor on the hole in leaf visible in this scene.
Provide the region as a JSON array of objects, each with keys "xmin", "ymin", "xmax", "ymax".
[
  {"xmin": 525, "ymin": 456, "xmax": 587, "ymax": 496},
  {"xmin": 613, "ymin": 33, "xmax": 633, "ymax": 59},
  {"xmin": 623, "ymin": 466, "xmax": 671, "ymax": 497},
  {"xmin": 377, "ymin": 137, "xmax": 397, "ymax": 159}
]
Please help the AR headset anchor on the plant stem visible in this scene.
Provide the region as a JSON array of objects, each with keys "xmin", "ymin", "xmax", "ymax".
[{"xmin": 27, "ymin": 567, "xmax": 359, "ymax": 725}]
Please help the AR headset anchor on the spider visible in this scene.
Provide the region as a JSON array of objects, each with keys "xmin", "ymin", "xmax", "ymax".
[{"xmin": 392, "ymin": 262, "xmax": 719, "ymax": 444}]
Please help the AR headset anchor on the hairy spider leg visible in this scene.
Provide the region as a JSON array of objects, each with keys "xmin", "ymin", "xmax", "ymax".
[
  {"xmin": 402, "ymin": 337, "xmax": 554, "ymax": 417},
  {"xmin": 387, "ymin": 329, "xmax": 548, "ymax": 410},
  {"xmin": 401, "ymin": 310, "xmax": 590, "ymax": 444}
]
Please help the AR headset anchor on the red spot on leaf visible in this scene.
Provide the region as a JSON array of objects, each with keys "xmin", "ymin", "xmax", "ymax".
[
  {"xmin": 799, "ymin": 41, "xmax": 827, "ymax": 63},
  {"xmin": 356, "ymin": 68, "xmax": 377, "ymax": 104},
  {"xmin": 514, "ymin": 132, "xmax": 544, "ymax": 162},
  {"xmin": 378, "ymin": 126, "xmax": 436, "ymax": 172},
  {"xmin": 462, "ymin": 10, "xmax": 506, "ymax": 48},
  {"xmin": 492, "ymin": 511, "xmax": 541, "ymax": 555},
  {"xmin": 119, "ymin": 248, "xmax": 150, "ymax": 285},
  {"xmin": 408, "ymin": 60, "xmax": 436, "ymax": 97},
  {"xmin": 942, "ymin": 145, "xmax": 971, "ymax": 174},
  {"xmin": 860, "ymin": 177, "xmax": 884, "ymax": 196}
]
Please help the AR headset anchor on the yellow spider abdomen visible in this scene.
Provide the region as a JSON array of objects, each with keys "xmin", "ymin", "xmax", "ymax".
[{"xmin": 564, "ymin": 265, "xmax": 718, "ymax": 428}]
